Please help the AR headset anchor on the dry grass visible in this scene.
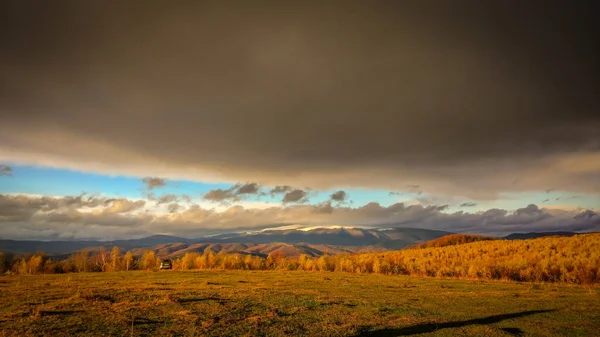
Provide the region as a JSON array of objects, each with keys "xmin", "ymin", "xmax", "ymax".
[{"xmin": 0, "ymin": 271, "xmax": 598, "ymax": 336}]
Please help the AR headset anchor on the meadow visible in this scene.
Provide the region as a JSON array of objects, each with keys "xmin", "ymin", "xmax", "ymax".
[{"xmin": 0, "ymin": 270, "xmax": 598, "ymax": 336}]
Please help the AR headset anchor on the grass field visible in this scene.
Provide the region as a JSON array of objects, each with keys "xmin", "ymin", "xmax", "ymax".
[{"xmin": 0, "ymin": 271, "xmax": 598, "ymax": 336}]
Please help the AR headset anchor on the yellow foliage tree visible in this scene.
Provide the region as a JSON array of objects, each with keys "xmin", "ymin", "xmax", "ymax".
[
  {"xmin": 123, "ymin": 251, "xmax": 134, "ymax": 271},
  {"xmin": 140, "ymin": 251, "xmax": 158, "ymax": 271},
  {"xmin": 110, "ymin": 246, "xmax": 121, "ymax": 272}
]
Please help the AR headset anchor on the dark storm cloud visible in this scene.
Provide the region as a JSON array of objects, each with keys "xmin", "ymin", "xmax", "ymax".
[
  {"xmin": 203, "ymin": 183, "xmax": 262, "ymax": 203},
  {"xmin": 514, "ymin": 204, "xmax": 544, "ymax": 216},
  {"xmin": 330, "ymin": 190, "xmax": 347, "ymax": 202},
  {"xmin": 282, "ymin": 190, "xmax": 308, "ymax": 204},
  {"xmin": 1, "ymin": 1, "xmax": 599, "ymax": 197},
  {"xmin": 270, "ymin": 186, "xmax": 293, "ymax": 195},
  {"xmin": 141, "ymin": 177, "xmax": 166, "ymax": 190},
  {"xmin": 575, "ymin": 210, "xmax": 597, "ymax": 221},
  {"xmin": 203, "ymin": 188, "xmax": 235, "ymax": 202},
  {"xmin": 0, "ymin": 165, "xmax": 12, "ymax": 176},
  {"xmin": 236, "ymin": 183, "xmax": 261, "ymax": 195}
]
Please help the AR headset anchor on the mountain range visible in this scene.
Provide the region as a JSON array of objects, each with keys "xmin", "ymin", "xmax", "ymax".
[
  {"xmin": 0, "ymin": 227, "xmax": 447, "ymax": 257},
  {"xmin": 0, "ymin": 227, "xmax": 580, "ymax": 258}
]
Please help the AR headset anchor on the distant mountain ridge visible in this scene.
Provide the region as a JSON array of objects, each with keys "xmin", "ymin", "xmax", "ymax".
[
  {"xmin": 0, "ymin": 227, "xmax": 450, "ymax": 257},
  {"xmin": 2, "ymin": 228, "xmax": 588, "ymax": 258},
  {"xmin": 0, "ymin": 234, "xmax": 192, "ymax": 255},
  {"xmin": 503, "ymin": 231, "xmax": 578, "ymax": 240},
  {"xmin": 214, "ymin": 227, "xmax": 450, "ymax": 247}
]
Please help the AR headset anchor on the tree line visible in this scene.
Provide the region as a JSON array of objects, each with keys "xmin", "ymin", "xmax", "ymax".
[{"xmin": 2, "ymin": 233, "xmax": 599, "ymax": 284}]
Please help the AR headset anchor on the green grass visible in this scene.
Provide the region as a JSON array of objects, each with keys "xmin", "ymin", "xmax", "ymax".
[{"xmin": 0, "ymin": 271, "xmax": 598, "ymax": 336}]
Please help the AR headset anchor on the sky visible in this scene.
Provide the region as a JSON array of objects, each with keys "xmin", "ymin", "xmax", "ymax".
[{"xmin": 0, "ymin": 1, "xmax": 599, "ymax": 240}]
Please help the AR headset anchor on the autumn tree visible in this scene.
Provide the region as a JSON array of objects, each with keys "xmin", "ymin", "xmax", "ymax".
[
  {"xmin": 266, "ymin": 251, "xmax": 284, "ymax": 269},
  {"xmin": 110, "ymin": 246, "xmax": 121, "ymax": 272},
  {"xmin": 71, "ymin": 250, "xmax": 89, "ymax": 272},
  {"xmin": 317, "ymin": 256, "xmax": 329, "ymax": 272},
  {"xmin": 93, "ymin": 248, "xmax": 110, "ymax": 272},
  {"xmin": 181, "ymin": 252, "xmax": 199, "ymax": 270},
  {"xmin": 27, "ymin": 252, "xmax": 49, "ymax": 274},
  {"xmin": 244, "ymin": 255, "xmax": 253, "ymax": 270},
  {"xmin": 140, "ymin": 250, "xmax": 158, "ymax": 271},
  {"xmin": 14, "ymin": 258, "xmax": 28, "ymax": 275},
  {"xmin": 123, "ymin": 251, "xmax": 134, "ymax": 271},
  {"xmin": 28, "ymin": 255, "xmax": 44, "ymax": 274},
  {"xmin": 298, "ymin": 254, "xmax": 309, "ymax": 271},
  {"xmin": 203, "ymin": 248, "xmax": 215, "ymax": 268},
  {"xmin": 194, "ymin": 253, "xmax": 207, "ymax": 269}
]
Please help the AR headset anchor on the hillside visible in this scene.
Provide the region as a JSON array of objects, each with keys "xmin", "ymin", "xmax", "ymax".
[
  {"xmin": 156, "ymin": 233, "xmax": 600, "ymax": 284},
  {"xmin": 128, "ymin": 242, "xmax": 387, "ymax": 259},
  {"xmin": 328, "ymin": 233, "xmax": 600, "ymax": 283},
  {"xmin": 8, "ymin": 233, "xmax": 600, "ymax": 285},
  {"xmin": 411, "ymin": 234, "xmax": 496, "ymax": 249}
]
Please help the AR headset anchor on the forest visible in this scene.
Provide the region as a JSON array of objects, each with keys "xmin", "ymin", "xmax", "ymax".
[{"xmin": 2, "ymin": 233, "xmax": 599, "ymax": 284}]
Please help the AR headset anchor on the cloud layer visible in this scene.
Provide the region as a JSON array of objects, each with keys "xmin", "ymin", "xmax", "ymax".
[
  {"xmin": 1, "ymin": 193, "xmax": 598, "ymax": 240},
  {"xmin": 0, "ymin": 2, "xmax": 599, "ymax": 198}
]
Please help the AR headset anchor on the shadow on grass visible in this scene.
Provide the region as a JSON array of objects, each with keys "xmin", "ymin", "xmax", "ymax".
[
  {"xmin": 177, "ymin": 297, "xmax": 228, "ymax": 304},
  {"xmin": 81, "ymin": 294, "xmax": 116, "ymax": 303},
  {"xmin": 500, "ymin": 327, "xmax": 524, "ymax": 336},
  {"xmin": 40, "ymin": 310, "xmax": 83, "ymax": 317},
  {"xmin": 355, "ymin": 309, "xmax": 556, "ymax": 336},
  {"xmin": 133, "ymin": 317, "xmax": 164, "ymax": 325},
  {"xmin": 322, "ymin": 301, "xmax": 358, "ymax": 308}
]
